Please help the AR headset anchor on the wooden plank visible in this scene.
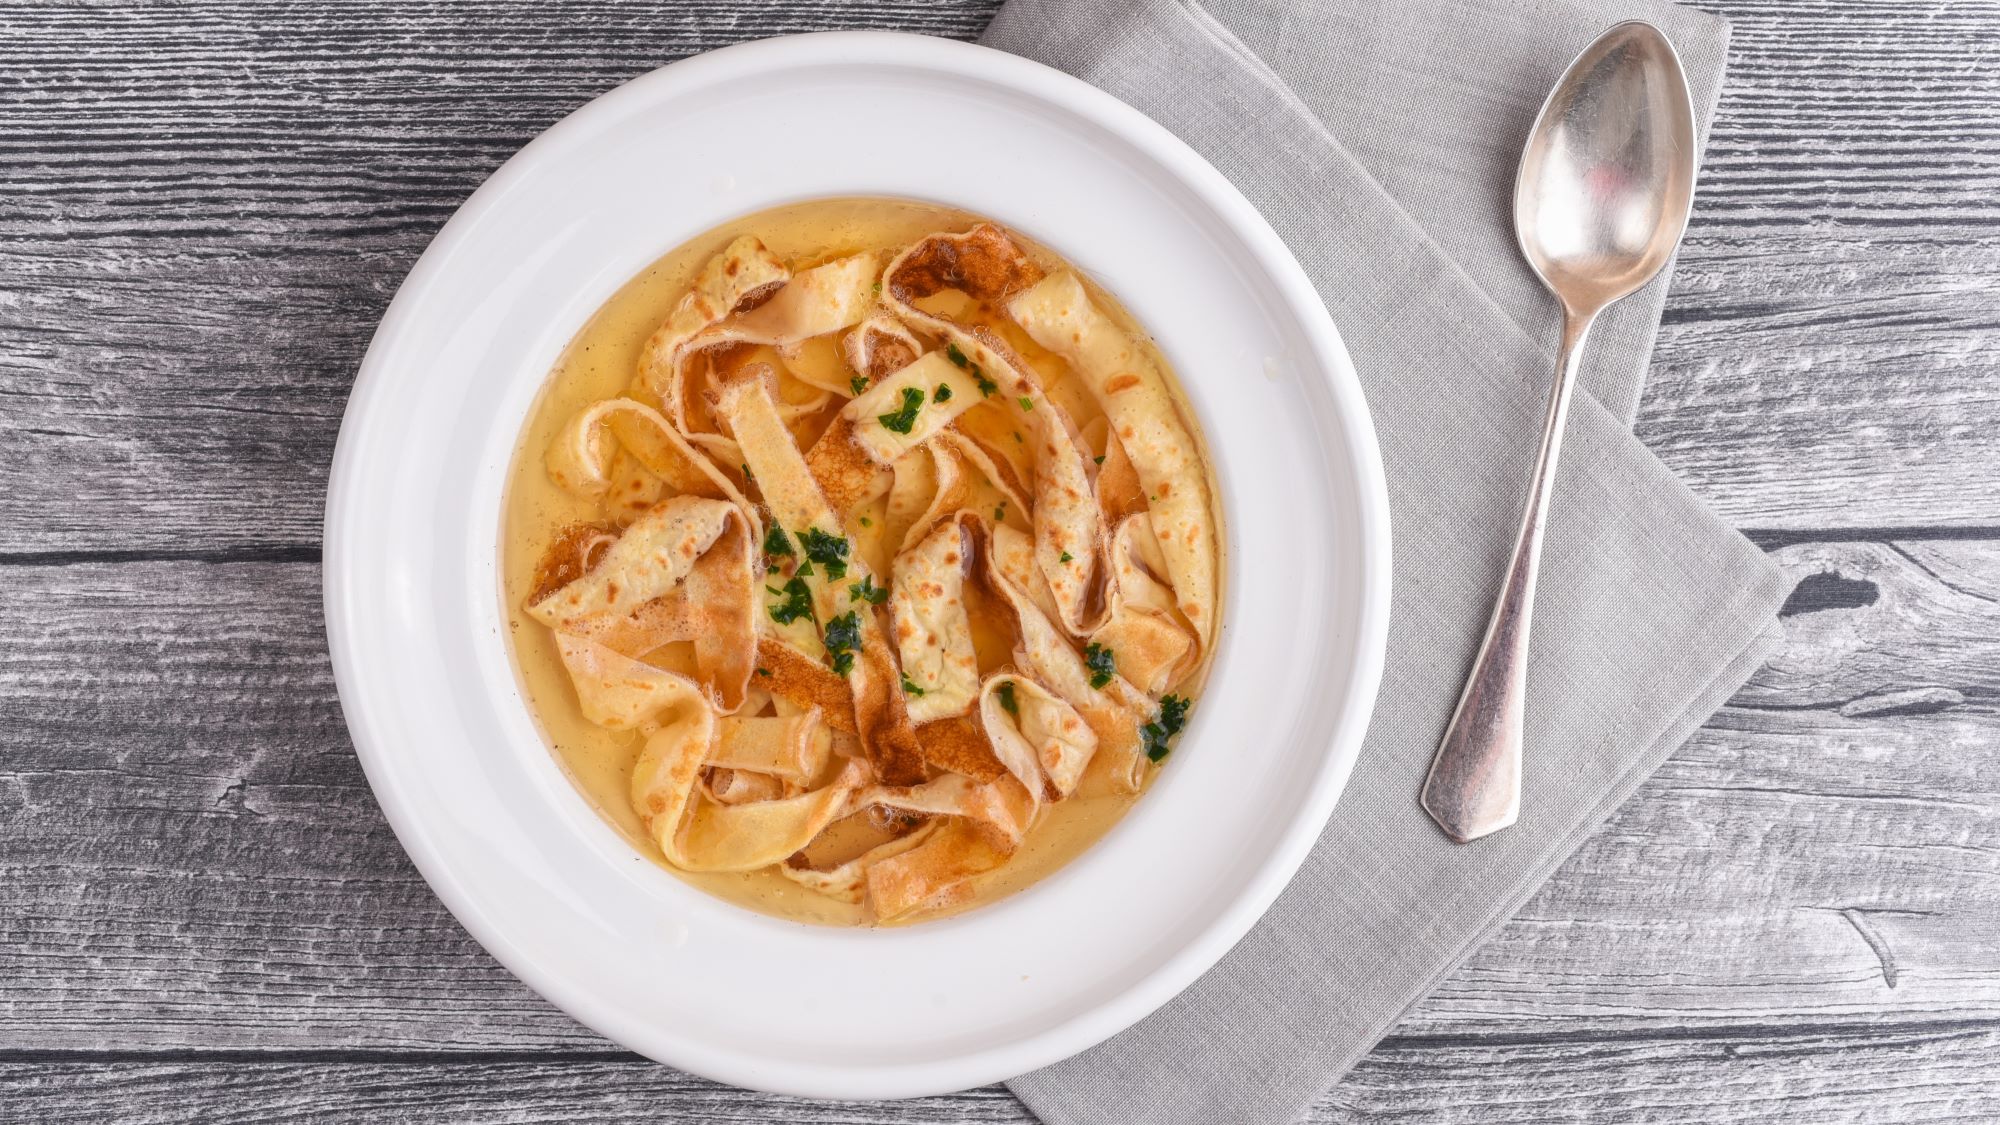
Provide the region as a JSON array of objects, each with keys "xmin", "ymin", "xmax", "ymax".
[
  {"xmin": 1, "ymin": 0, "xmax": 1996, "ymax": 555},
  {"xmin": 1, "ymin": 539, "xmax": 1994, "ymax": 1054},
  {"xmin": 3, "ymin": 1023, "xmax": 1997, "ymax": 1124},
  {"xmin": 1641, "ymin": 0, "xmax": 2000, "ymax": 528}
]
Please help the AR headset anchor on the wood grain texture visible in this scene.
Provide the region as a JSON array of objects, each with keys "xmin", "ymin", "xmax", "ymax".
[
  {"xmin": 4, "ymin": 1024, "xmax": 1999, "ymax": 1124},
  {"xmin": 3, "ymin": 0, "xmax": 1997, "ymax": 1120},
  {"xmin": 1643, "ymin": 0, "xmax": 2000, "ymax": 529},
  {"xmin": 0, "ymin": 0, "xmax": 1996, "ymax": 555}
]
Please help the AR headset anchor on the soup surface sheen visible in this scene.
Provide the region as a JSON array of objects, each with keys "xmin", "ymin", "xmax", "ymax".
[{"xmin": 502, "ymin": 197, "xmax": 1220, "ymax": 926}]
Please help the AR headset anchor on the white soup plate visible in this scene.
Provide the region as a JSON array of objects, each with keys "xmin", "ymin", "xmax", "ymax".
[{"xmin": 324, "ymin": 30, "xmax": 1390, "ymax": 1101}]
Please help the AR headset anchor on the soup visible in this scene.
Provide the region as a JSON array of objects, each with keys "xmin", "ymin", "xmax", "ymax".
[{"xmin": 502, "ymin": 197, "xmax": 1221, "ymax": 925}]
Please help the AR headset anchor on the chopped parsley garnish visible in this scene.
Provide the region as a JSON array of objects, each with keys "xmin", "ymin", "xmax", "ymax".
[
  {"xmin": 756, "ymin": 667, "xmax": 771, "ymax": 677},
  {"xmin": 900, "ymin": 675, "xmax": 926, "ymax": 697},
  {"xmin": 1094, "ymin": 454, "xmax": 1106, "ymax": 465},
  {"xmin": 741, "ymin": 462, "xmax": 755, "ymax": 483},
  {"xmin": 1059, "ymin": 551, "xmax": 1074, "ymax": 564},
  {"xmin": 975, "ymin": 369, "xmax": 998, "ymax": 397},
  {"xmin": 996, "ymin": 680, "xmax": 1019, "ymax": 715},
  {"xmin": 946, "ymin": 342, "xmax": 969, "ymax": 368},
  {"xmin": 859, "ymin": 516, "xmax": 872, "ymax": 527},
  {"xmin": 872, "ymin": 280, "xmax": 882, "ymax": 294},
  {"xmin": 933, "ymin": 383, "xmax": 952, "ymax": 403},
  {"xmin": 850, "ymin": 375, "xmax": 868, "ymax": 396},
  {"xmin": 799, "ymin": 527, "xmax": 850, "ymax": 580},
  {"xmin": 796, "ymin": 559, "xmax": 815, "ymax": 577},
  {"xmin": 1017, "ymin": 396, "xmax": 1035, "ymax": 412},
  {"xmin": 878, "ymin": 385, "xmax": 925, "ymax": 434},
  {"xmin": 848, "ymin": 574, "xmax": 888, "ymax": 605},
  {"xmin": 762, "ymin": 524, "xmax": 794, "ymax": 558},
  {"xmin": 822, "ymin": 611, "xmax": 862, "ymax": 677},
  {"xmin": 993, "ymin": 502, "xmax": 1006, "ymax": 523},
  {"xmin": 1142, "ymin": 694, "xmax": 1191, "ymax": 762},
  {"xmin": 1083, "ymin": 642, "xmax": 1116, "ymax": 689},
  {"xmin": 1013, "ymin": 430, "xmax": 1024, "ymax": 443},
  {"xmin": 766, "ymin": 577, "xmax": 814, "ymax": 626}
]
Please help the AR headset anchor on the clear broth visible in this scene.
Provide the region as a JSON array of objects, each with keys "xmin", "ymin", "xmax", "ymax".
[{"xmin": 500, "ymin": 197, "xmax": 1216, "ymax": 925}]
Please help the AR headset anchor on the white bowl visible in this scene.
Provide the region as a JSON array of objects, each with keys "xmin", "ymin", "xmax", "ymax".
[{"xmin": 325, "ymin": 30, "xmax": 1389, "ymax": 1101}]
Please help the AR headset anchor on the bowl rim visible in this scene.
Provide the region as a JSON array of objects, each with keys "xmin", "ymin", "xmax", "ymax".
[{"xmin": 325, "ymin": 29, "xmax": 1391, "ymax": 1099}]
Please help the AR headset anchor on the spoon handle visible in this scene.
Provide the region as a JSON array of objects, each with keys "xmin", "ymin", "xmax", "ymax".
[{"xmin": 1420, "ymin": 308, "xmax": 1596, "ymax": 843}]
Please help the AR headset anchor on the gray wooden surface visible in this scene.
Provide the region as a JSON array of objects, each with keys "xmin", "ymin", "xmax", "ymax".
[{"xmin": 2, "ymin": 0, "xmax": 1996, "ymax": 1121}]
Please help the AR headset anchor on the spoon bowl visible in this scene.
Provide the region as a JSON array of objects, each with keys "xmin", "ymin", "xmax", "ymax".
[{"xmin": 1514, "ymin": 22, "xmax": 1698, "ymax": 315}]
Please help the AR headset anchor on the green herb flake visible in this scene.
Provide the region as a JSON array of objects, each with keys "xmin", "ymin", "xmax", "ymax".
[
  {"xmin": 1142, "ymin": 694, "xmax": 1191, "ymax": 762},
  {"xmin": 859, "ymin": 516, "xmax": 872, "ymax": 527},
  {"xmin": 848, "ymin": 574, "xmax": 888, "ymax": 605},
  {"xmin": 946, "ymin": 342, "xmax": 969, "ymax": 368},
  {"xmin": 1013, "ymin": 430, "xmax": 1024, "ymax": 444},
  {"xmin": 796, "ymin": 559, "xmax": 815, "ymax": 577},
  {"xmin": 993, "ymin": 502, "xmax": 1007, "ymax": 523},
  {"xmin": 933, "ymin": 383, "xmax": 952, "ymax": 403},
  {"xmin": 872, "ymin": 280, "xmax": 882, "ymax": 294},
  {"xmin": 877, "ymin": 385, "xmax": 925, "ymax": 435},
  {"xmin": 900, "ymin": 675, "xmax": 926, "ymax": 697},
  {"xmin": 975, "ymin": 367, "xmax": 998, "ymax": 397},
  {"xmin": 996, "ymin": 680, "xmax": 1019, "ymax": 715},
  {"xmin": 762, "ymin": 524, "xmax": 794, "ymax": 558},
  {"xmin": 822, "ymin": 611, "xmax": 862, "ymax": 677},
  {"xmin": 766, "ymin": 577, "xmax": 815, "ymax": 626},
  {"xmin": 1083, "ymin": 642, "xmax": 1116, "ymax": 690},
  {"xmin": 756, "ymin": 667, "xmax": 772, "ymax": 678},
  {"xmin": 799, "ymin": 527, "xmax": 851, "ymax": 580},
  {"xmin": 741, "ymin": 462, "xmax": 755, "ymax": 484},
  {"xmin": 1059, "ymin": 551, "xmax": 1074, "ymax": 564},
  {"xmin": 849, "ymin": 375, "xmax": 869, "ymax": 396},
  {"xmin": 1094, "ymin": 454, "xmax": 1106, "ymax": 465},
  {"xmin": 1017, "ymin": 396, "xmax": 1035, "ymax": 413}
]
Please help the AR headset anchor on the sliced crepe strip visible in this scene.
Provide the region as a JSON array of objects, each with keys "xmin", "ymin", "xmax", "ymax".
[
  {"xmin": 711, "ymin": 367, "xmax": 927, "ymax": 785},
  {"xmin": 754, "ymin": 636, "xmax": 856, "ymax": 734},
  {"xmin": 849, "ymin": 771, "xmax": 1036, "ymax": 851},
  {"xmin": 842, "ymin": 351, "xmax": 984, "ymax": 463},
  {"xmin": 911, "ymin": 713, "xmax": 1007, "ymax": 783},
  {"xmin": 649, "ymin": 252, "xmax": 881, "ymax": 432},
  {"xmin": 983, "ymin": 521, "xmax": 1154, "ymax": 796},
  {"xmin": 552, "ymin": 634, "xmax": 695, "ymax": 732},
  {"xmin": 529, "ymin": 497, "xmax": 758, "ymax": 710},
  {"xmin": 1008, "ymin": 270, "xmax": 1217, "ymax": 648},
  {"xmin": 843, "ymin": 313, "xmax": 923, "ymax": 384},
  {"xmin": 882, "ymin": 226, "xmax": 1104, "ymax": 634},
  {"xmin": 890, "ymin": 514, "xmax": 1099, "ymax": 800},
  {"xmin": 980, "ymin": 673, "xmax": 1097, "ymax": 802},
  {"xmin": 527, "ymin": 521, "xmax": 620, "ymax": 606},
  {"xmin": 882, "ymin": 445, "xmax": 938, "ymax": 558},
  {"xmin": 897, "ymin": 430, "xmax": 1030, "ymax": 555},
  {"xmin": 710, "ymin": 710, "xmax": 832, "ymax": 785},
  {"xmin": 779, "ymin": 821, "xmax": 940, "ymax": 904},
  {"xmin": 635, "ymin": 235, "xmax": 790, "ymax": 419},
  {"xmin": 865, "ymin": 820, "xmax": 1010, "ymax": 922},
  {"xmin": 630, "ymin": 683, "xmax": 871, "ymax": 872},
  {"xmin": 707, "ymin": 769, "xmax": 788, "ymax": 805},
  {"xmin": 803, "ymin": 416, "xmax": 893, "ymax": 513},
  {"xmin": 544, "ymin": 397, "xmax": 760, "ymax": 539},
  {"xmin": 890, "ymin": 515, "xmax": 981, "ymax": 724},
  {"xmin": 883, "ymin": 223, "xmax": 1045, "ymax": 312},
  {"xmin": 1091, "ymin": 514, "xmax": 1199, "ymax": 695}
]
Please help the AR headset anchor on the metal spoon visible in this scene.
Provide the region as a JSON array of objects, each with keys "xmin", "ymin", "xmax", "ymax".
[{"xmin": 1420, "ymin": 21, "xmax": 1699, "ymax": 844}]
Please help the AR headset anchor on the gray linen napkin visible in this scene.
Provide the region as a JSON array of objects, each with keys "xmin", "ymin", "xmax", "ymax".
[{"xmin": 981, "ymin": 2, "xmax": 1790, "ymax": 1123}]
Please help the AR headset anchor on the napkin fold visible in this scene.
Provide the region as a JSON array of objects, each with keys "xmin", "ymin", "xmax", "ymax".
[{"xmin": 982, "ymin": 2, "xmax": 1789, "ymax": 1123}]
